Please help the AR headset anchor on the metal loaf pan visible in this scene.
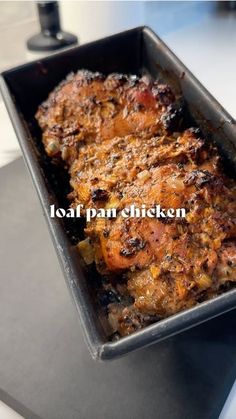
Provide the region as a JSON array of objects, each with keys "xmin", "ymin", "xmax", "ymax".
[{"xmin": 1, "ymin": 27, "xmax": 236, "ymax": 360}]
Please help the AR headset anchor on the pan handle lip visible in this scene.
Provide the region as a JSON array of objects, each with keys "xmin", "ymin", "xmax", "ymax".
[{"xmin": 1, "ymin": 25, "xmax": 145, "ymax": 79}]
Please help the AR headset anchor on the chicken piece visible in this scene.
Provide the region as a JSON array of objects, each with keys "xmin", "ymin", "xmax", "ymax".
[
  {"xmin": 36, "ymin": 70, "xmax": 176, "ymax": 165},
  {"xmin": 69, "ymin": 127, "xmax": 218, "ymax": 210}
]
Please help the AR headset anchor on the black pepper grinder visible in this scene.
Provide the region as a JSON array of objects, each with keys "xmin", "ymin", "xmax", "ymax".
[{"xmin": 27, "ymin": 1, "xmax": 78, "ymax": 52}]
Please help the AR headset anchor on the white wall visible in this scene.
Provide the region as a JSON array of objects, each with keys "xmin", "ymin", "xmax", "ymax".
[{"xmin": 60, "ymin": 1, "xmax": 144, "ymax": 44}]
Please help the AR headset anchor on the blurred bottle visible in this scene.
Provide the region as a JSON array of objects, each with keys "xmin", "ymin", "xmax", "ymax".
[{"xmin": 27, "ymin": 1, "xmax": 78, "ymax": 59}]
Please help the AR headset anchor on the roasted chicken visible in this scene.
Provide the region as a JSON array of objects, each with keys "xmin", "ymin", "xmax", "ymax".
[{"xmin": 36, "ymin": 70, "xmax": 236, "ymax": 337}]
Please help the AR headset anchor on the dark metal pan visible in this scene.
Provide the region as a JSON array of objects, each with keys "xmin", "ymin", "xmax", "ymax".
[{"xmin": 1, "ymin": 26, "xmax": 236, "ymax": 360}]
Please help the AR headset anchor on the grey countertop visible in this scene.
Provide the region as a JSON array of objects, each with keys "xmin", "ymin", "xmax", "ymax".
[{"xmin": 1, "ymin": 157, "xmax": 236, "ymax": 419}]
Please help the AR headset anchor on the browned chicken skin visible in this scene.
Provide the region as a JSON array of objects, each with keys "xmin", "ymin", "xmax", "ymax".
[
  {"xmin": 36, "ymin": 70, "xmax": 175, "ymax": 164},
  {"xmin": 36, "ymin": 70, "xmax": 236, "ymax": 337}
]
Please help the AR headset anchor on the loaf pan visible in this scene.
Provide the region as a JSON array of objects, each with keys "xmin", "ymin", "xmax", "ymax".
[{"xmin": 1, "ymin": 26, "xmax": 236, "ymax": 360}]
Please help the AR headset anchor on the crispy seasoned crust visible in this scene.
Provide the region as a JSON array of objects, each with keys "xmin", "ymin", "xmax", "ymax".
[
  {"xmin": 36, "ymin": 70, "xmax": 236, "ymax": 337},
  {"xmin": 36, "ymin": 70, "xmax": 176, "ymax": 164}
]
